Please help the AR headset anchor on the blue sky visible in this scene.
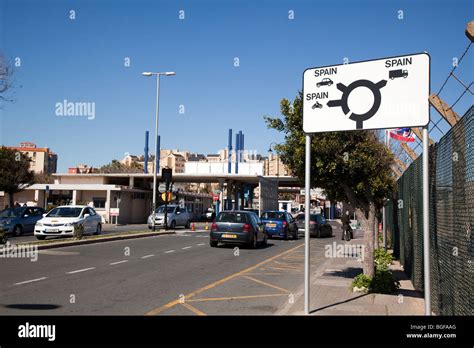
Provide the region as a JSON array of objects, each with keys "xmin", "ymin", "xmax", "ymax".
[{"xmin": 0, "ymin": 0, "xmax": 472, "ymax": 172}]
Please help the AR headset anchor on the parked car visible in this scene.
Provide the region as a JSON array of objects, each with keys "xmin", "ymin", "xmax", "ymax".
[
  {"xmin": 0, "ymin": 206, "xmax": 45, "ymax": 236},
  {"xmin": 148, "ymin": 205, "xmax": 191, "ymax": 229},
  {"xmin": 295, "ymin": 213, "xmax": 333, "ymax": 238},
  {"xmin": 210, "ymin": 210, "xmax": 267, "ymax": 248},
  {"xmin": 316, "ymin": 78, "xmax": 333, "ymax": 87},
  {"xmin": 34, "ymin": 205, "xmax": 102, "ymax": 240},
  {"xmin": 260, "ymin": 210, "xmax": 298, "ymax": 240}
]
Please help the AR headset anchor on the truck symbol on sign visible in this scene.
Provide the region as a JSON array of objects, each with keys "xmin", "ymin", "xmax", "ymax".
[{"xmin": 389, "ymin": 69, "xmax": 408, "ymax": 79}]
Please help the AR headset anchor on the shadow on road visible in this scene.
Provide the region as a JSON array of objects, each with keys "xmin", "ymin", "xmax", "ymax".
[{"xmin": 4, "ymin": 304, "xmax": 61, "ymax": 310}]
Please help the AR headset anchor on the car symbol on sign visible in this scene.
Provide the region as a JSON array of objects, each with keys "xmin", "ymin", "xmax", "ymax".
[{"xmin": 316, "ymin": 78, "xmax": 333, "ymax": 88}]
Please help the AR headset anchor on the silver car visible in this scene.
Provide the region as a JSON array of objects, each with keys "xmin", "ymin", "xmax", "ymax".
[{"xmin": 147, "ymin": 205, "xmax": 191, "ymax": 229}]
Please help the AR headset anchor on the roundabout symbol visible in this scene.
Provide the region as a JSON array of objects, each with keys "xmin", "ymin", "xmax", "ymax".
[{"xmin": 327, "ymin": 79, "xmax": 387, "ymax": 129}]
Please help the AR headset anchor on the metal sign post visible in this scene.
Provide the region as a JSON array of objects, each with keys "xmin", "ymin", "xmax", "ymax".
[
  {"xmin": 302, "ymin": 53, "xmax": 430, "ymax": 315},
  {"xmin": 422, "ymin": 126, "xmax": 431, "ymax": 315},
  {"xmin": 304, "ymin": 135, "xmax": 311, "ymax": 315}
]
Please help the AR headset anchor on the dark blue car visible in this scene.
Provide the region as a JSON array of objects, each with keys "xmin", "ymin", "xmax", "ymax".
[
  {"xmin": 0, "ymin": 206, "xmax": 45, "ymax": 236},
  {"xmin": 260, "ymin": 211, "xmax": 298, "ymax": 240}
]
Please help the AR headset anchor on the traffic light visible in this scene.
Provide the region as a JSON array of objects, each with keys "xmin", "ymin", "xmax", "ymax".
[{"xmin": 162, "ymin": 168, "xmax": 172, "ymax": 183}]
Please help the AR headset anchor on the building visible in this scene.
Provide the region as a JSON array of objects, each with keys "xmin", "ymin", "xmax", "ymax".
[
  {"xmin": 264, "ymin": 153, "xmax": 290, "ymax": 176},
  {"xmin": 5, "ymin": 142, "xmax": 57, "ymax": 174},
  {"xmin": 161, "ymin": 153, "xmax": 186, "ymax": 173},
  {"xmin": 67, "ymin": 164, "xmax": 97, "ymax": 174}
]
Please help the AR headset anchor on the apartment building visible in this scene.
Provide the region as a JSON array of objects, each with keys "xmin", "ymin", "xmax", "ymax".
[{"xmin": 6, "ymin": 142, "xmax": 58, "ymax": 174}]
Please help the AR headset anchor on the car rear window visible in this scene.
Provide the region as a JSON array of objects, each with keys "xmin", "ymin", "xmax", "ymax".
[
  {"xmin": 311, "ymin": 214, "xmax": 326, "ymax": 224},
  {"xmin": 260, "ymin": 212, "xmax": 286, "ymax": 220},
  {"xmin": 216, "ymin": 212, "xmax": 249, "ymax": 223}
]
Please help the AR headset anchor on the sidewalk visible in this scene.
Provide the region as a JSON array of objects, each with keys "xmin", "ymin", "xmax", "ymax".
[{"xmin": 280, "ymin": 222, "xmax": 424, "ymax": 315}]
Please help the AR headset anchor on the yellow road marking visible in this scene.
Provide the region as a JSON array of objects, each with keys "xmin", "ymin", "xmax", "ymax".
[
  {"xmin": 242, "ymin": 275, "xmax": 291, "ymax": 293},
  {"xmin": 266, "ymin": 266, "xmax": 304, "ymax": 272},
  {"xmin": 145, "ymin": 243, "xmax": 304, "ymax": 315},
  {"xmin": 180, "ymin": 302, "xmax": 206, "ymax": 316},
  {"xmin": 187, "ymin": 293, "xmax": 287, "ymax": 302}
]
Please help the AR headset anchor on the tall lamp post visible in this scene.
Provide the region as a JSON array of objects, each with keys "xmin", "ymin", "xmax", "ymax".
[
  {"xmin": 142, "ymin": 71, "xmax": 176, "ymax": 231},
  {"xmin": 268, "ymin": 142, "xmax": 279, "ymax": 177}
]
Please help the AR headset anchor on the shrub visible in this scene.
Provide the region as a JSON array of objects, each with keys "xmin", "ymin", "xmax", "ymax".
[
  {"xmin": 369, "ymin": 269, "xmax": 400, "ymax": 294},
  {"xmin": 351, "ymin": 273, "xmax": 371, "ymax": 291},
  {"xmin": 374, "ymin": 248, "xmax": 393, "ymax": 272}
]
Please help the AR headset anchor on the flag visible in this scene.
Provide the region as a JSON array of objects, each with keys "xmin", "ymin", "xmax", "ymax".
[{"xmin": 389, "ymin": 128, "xmax": 415, "ymax": 142}]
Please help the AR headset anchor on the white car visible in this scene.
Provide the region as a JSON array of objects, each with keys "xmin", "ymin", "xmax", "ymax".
[
  {"xmin": 147, "ymin": 205, "xmax": 191, "ymax": 229},
  {"xmin": 34, "ymin": 205, "xmax": 102, "ymax": 240}
]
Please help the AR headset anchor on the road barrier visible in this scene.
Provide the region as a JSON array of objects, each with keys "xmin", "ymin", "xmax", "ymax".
[{"xmin": 386, "ymin": 105, "xmax": 473, "ymax": 315}]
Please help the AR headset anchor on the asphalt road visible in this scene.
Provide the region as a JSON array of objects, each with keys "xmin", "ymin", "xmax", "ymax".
[{"xmin": 0, "ymin": 225, "xmax": 342, "ymax": 315}]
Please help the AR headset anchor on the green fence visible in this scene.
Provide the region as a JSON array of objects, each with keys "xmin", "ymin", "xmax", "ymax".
[{"xmin": 386, "ymin": 105, "xmax": 473, "ymax": 315}]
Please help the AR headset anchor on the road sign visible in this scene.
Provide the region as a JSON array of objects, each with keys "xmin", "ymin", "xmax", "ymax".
[
  {"xmin": 110, "ymin": 208, "xmax": 119, "ymax": 217},
  {"xmin": 158, "ymin": 183, "xmax": 167, "ymax": 193},
  {"xmin": 213, "ymin": 194, "xmax": 219, "ymax": 201},
  {"xmin": 162, "ymin": 192, "xmax": 173, "ymax": 202},
  {"xmin": 303, "ymin": 53, "xmax": 430, "ymax": 133}
]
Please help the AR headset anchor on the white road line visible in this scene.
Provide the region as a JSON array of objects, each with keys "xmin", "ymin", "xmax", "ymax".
[
  {"xmin": 165, "ymin": 250, "xmax": 175, "ymax": 253},
  {"xmin": 14, "ymin": 277, "xmax": 47, "ymax": 286},
  {"xmin": 141, "ymin": 254, "xmax": 155, "ymax": 259},
  {"xmin": 66, "ymin": 267, "xmax": 95, "ymax": 274},
  {"xmin": 197, "ymin": 243, "xmax": 205, "ymax": 246},
  {"xmin": 110, "ymin": 260, "xmax": 129, "ymax": 265},
  {"xmin": 182, "ymin": 246, "xmax": 192, "ymax": 250}
]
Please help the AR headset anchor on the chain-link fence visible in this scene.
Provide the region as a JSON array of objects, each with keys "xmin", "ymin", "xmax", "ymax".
[{"xmin": 386, "ymin": 105, "xmax": 473, "ymax": 315}]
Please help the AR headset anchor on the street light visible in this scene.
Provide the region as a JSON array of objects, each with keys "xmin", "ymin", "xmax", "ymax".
[{"xmin": 142, "ymin": 71, "xmax": 176, "ymax": 231}]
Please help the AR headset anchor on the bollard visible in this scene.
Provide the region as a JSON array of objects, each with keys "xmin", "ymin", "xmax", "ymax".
[
  {"xmin": 205, "ymin": 222, "xmax": 209, "ymax": 231},
  {"xmin": 191, "ymin": 223, "xmax": 195, "ymax": 232}
]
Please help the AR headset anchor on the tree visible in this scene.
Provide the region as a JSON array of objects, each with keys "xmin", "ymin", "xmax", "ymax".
[
  {"xmin": 99, "ymin": 160, "xmax": 144, "ymax": 173},
  {"xmin": 34, "ymin": 172, "xmax": 54, "ymax": 184},
  {"xmin": 264, "ymin": 92, "xmax": 395, "ymax": 277},
  {"xmin": 0, "ymin": 147, "xmax": 35, "ymax": 207},
  {"xmin": 0, "ymin": 54, "xmax": 14, "ymax": 105}
]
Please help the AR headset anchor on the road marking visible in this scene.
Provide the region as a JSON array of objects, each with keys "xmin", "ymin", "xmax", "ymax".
[
  {"xmin": 165, "ymin": 250, "xmax": 175, "ymax": 254},
  {"xmin": 110, "ymin": 260, "xmax": 128, "ymax": 265},
  {"xmin": 242, "ymin": 275, "xmax": 291, "ymax": 293},
  {"xmin": 145, "ymin": 243, "xmax": 304, "ymax": 315},
  {"xmin": 141, "ymin": 254, "xmax": 155, "ymax": 259},
  {"xmin": 14, "ymin": 277, "xmax": 47, "ymax": 286},
  {"xmin": 197, "ymin": 243, "xmax": 205, "ymax": 246},
  {"xmin": 187, "ymin": 293, "xmax": 287, "ymax": 302},
  {"xmin": 182, "ymin": 246, "xmax": 192, "ymax": 250},
  {"xmin": 66, "ymin": 267, "xmax": 95, "ymax": 274},
  {"xmin": 180, "ymin": 302, "xmax": 206, "ymax": 316}
]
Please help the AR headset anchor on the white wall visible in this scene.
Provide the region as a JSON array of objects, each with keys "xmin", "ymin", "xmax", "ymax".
[{"xmin": 185, "ymin": 162, "xmax": 263, "ymax": 175}]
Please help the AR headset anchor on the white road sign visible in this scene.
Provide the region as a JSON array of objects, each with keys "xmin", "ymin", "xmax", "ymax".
[{"xmin": 303, "ymin": 53, "xmax": 430, "ymax": 133}]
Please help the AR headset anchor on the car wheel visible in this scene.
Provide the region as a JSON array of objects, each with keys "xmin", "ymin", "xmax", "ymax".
[
  {"xmin": 13, "ymin": 225, "xmax": 22, "ymax": 237},
  {"xmin": 94, "ymin": 223, "xmax": 102, "ymax": 235},
  {"xmin": 210, "ymin": 240, "xmax": 218, "ymax": 247},
  {"xmin": 261, "ymin": 232, "xmax": 268, "ymax": 247},
  {"xmin": 185, "ymin": 220, "xmax": 191, "ymax": 229},
  {"xmin": 316, "ymin": 84, "xmax": 320, "ymax": 87},
  {"xmin": 36, "ymin": 236, "xmax": 46, "ymax": 240},
  {"xmin": 250, "ymin": 233, "xmax": 258, "ymax": 249},
  {"xmin": 170, "ymin": 220, "xmax": 176, "ymax": 229}
]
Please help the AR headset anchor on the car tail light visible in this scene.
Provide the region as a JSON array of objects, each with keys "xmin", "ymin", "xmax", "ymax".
[
  {"xmin": 211, "ymin": 223, "xmax": 217, "ymax": 232},
  {"xmin": 310, "ymin": 221, "xmax": 316, "ymax": 225},
  {"xmin": 283, "ymin": 221, "xmax": 287, "ymax": 227},
  {"xmin": 243, "ymin": 223, "xmax": 251, "ymax": 232}
]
